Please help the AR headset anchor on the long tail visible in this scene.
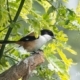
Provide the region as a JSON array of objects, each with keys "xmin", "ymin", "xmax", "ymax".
[{"xmin": 0, "ymin": 40, "xmax": 17, "ymax": 44}]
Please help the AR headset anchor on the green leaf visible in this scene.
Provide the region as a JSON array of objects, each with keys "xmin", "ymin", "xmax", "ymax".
[
  {"xmin": 47, "ymin": 54, "xmax": 67, "ymax": 73},
  {"xmin": 65, "ymin": 48, "xmax": 77, "ymax": 55},
  {"xmin": 47, "ymin": 6, "xmax": 56, "ymax": 14},
  {"xmin": 5, "ymin": 56, "xmax": 16, "ymax": 65},
  {"xmin": 32, "ymin": 1, "xmax": 45, "ymax": 15}
]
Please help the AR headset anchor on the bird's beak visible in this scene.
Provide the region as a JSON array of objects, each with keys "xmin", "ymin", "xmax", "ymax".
[{"xmin": 52, "ymin": 35, "xmax": 56, "ymax": 39}]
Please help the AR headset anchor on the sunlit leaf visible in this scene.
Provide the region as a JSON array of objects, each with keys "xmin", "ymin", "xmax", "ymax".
[
  {"xmin": 57, "ymin": 48, "xmax": 73, "ymax": 69},
  {"xmin": 65, "ymin": 48, "xmax": 77, "ymax": 55}
]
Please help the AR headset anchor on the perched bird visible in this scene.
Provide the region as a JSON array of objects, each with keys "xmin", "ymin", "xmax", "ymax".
[{"xmin": 0, "ymin": 29, "xmax": 55, "ymax": 52}]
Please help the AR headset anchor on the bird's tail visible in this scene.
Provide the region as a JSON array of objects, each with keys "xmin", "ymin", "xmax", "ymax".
[{"xmin": 0, "ymin": 40, "xmax": 17, "ymax": 44}]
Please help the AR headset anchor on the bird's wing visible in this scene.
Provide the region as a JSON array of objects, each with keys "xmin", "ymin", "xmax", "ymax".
[{"xmin": 19, "ymin": 32, "xmax": 38, "ymax": 41}]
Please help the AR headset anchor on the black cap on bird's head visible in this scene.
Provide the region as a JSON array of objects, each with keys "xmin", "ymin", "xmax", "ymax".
[{"xmin": 41, "ymin": 29, "xmax": 55, "ymax": 39}]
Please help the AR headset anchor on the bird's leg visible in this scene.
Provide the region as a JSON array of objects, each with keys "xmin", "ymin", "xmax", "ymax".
[
  {"xmin": 38, "ymin": 49, "xmax": 43, "ymax": 52},
  {"xmin": 31, "ymin": 49, "xmax": 43, "ymax": 54}
]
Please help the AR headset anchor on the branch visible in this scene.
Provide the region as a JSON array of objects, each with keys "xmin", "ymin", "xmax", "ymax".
[
  {"xmin": 0, "ymin": 0, "xmax": 25, "ymax": 59},
  {"xmin": 0, "ymin": 51, "xmax": 44, "ymax": 80},
  {"xmin": 7, "ymin": 0, "xmax": 12, "ymax": 22}
]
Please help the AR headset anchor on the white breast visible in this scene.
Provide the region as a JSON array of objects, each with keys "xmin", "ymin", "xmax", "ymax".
[{"xmin": 34, "ymin": 34, "xmax": 52, "ymax": 51}]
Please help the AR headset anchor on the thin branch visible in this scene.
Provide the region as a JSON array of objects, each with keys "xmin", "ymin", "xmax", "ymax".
[
  {"xmin": 7, "ymin": 0, "xmax": 12, "ymax": 22},
  {"xmin": 13, "ymin": 0, "xmax": 25, "ymax": 22},
  {"xmin": 0, "ymin": 0, "xmax": 25, "ymax": 59},
  {"xmin": 4, "ymin": 48, "xmax": 14, "ymax": 53},
  {"xmin": 4, "ymin": 55, "xmax": 19, "ymax": 62}
]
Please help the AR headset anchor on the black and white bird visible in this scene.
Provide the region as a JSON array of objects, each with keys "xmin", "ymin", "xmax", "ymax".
[{"xmin": 0, "ymin": 29, "xmax": 55, "ymax": 52}]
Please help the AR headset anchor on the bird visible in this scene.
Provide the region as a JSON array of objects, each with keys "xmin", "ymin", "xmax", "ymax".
[{"xmin": 0, "ymin": 29, "xmax": 55, "ymax": 53}]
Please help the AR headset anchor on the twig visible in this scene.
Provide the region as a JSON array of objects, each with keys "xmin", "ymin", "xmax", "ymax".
[
  {"xmin": 4, "ymin": 47, "xmax": 14, "ymax": 53},
  {"xmin": 4, "ymin": 55, "xmax": 19, "ymax": 62},
  {"xmin": 7, "ymin": 0, "xmax": 12, "ymax": 22}
]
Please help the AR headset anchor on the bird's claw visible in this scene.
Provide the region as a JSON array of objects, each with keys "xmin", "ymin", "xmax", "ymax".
[{"xmin": 31, "ymin": 49, "xmax": 43, "ymax": 54}]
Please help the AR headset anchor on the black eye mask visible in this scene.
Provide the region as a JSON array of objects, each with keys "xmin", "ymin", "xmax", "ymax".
[{"xmin": 41, "ymin": 29, "xmax": 54, "ymax": 37}]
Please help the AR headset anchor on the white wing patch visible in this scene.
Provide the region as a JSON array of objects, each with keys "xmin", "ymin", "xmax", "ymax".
[
  {"xmin": 26, "ymin": 38, "xmax": 29, "ymax": 40},
  {"xmin": 18, "ymin": 46, "xmax": 30, "ymax": 54}
]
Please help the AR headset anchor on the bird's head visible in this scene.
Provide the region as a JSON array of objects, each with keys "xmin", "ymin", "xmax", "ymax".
[{"xmin": 41, "ymin": 29, "xmax": 55, "ymax": 39}]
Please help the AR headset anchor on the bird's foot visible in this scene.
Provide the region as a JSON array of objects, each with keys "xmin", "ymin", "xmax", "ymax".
[
  {"xmin": 38, "ymin": 49, "xmax": 43, "ymax": 52},
  {"xmin": 31, "ymin": 49, "xmax": 43, "ymax": 54}
]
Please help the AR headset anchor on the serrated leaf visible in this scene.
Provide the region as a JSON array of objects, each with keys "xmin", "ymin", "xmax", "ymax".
[
  {"xmin": 57, "ymin": 48, "xmax": 73, "ymax": 68},
  {"xmin": 45, "ymin": 53, "xmax": 70, "ymax": 80},
  {"xmin": 47, "ymin": 54, "xmax": 66, "ymax": 73},
  {"xmin": 66, "ymin": 48, "xmax": 77, "ymax": 55},
  {"xmin": 58, "ymin": 72, "xmax": 70, "ymax": 80}
]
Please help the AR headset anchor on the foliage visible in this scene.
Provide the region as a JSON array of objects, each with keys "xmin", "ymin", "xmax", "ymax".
[{"xmin": 0, "ymin": 0, "xmax": 80, "ymax": 80}]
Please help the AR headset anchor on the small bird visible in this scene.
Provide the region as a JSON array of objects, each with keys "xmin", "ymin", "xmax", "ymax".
[{"xmin": 0, "ymin": 29, "xmax": 55, "ymax": 52}]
